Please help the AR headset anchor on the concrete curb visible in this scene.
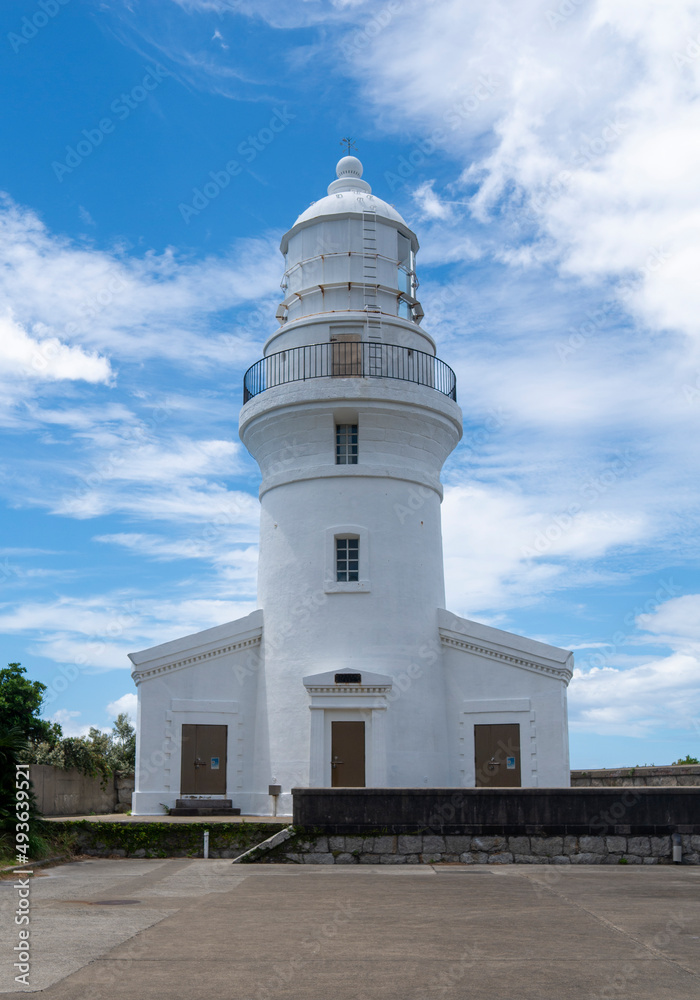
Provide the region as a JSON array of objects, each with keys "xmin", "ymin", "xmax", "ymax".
[
  {"xmin": 231, "ymin": 826, "xmax": 293, "ymax": 864},
  {"xmin": 0, "ymin": 853, "xmax": 70, "ymax": 875}
]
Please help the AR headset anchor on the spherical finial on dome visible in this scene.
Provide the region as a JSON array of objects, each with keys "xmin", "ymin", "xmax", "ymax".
[
  {"xmin": 336, "ymin": 155, "xmax": 363, "ymax": 179},
  {"xmin": 327, "ymin": 154, "xmax": 371, "ymax": 196}
]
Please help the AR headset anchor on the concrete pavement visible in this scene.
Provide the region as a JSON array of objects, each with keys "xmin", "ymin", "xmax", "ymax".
[{"xmin": 2, "ymin": 859, "xmax": 699, "ymax": 998}]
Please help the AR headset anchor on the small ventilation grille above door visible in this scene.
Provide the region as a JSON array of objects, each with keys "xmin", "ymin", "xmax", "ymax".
[{"xmin": 335, "ymin": 673, "xmax": 361, "ymax": 684}]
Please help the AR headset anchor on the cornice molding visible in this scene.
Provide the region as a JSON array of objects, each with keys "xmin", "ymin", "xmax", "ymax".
[
  {"xmin": 259, "ymin": 464, "xmax": 443, "ymax": 501},
  {"xmin": 439, "ymin": 630, "xmax": 572, "ymax": 683},
  {"xmin": 132, "ymin": 633, "xmax": 262, "ymax": 685},
  {"xmin": 304, "ymin": 684, "xmax": 392, "ymax": 696}
]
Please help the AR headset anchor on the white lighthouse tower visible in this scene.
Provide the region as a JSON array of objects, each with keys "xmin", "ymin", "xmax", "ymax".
[
  {"xmin": 129, "ymin": 154, "xmax": 573, "ymax": 817},
  {"xmin": 240, "ymin": 154, "xmax": 462, "ymax": 811}
]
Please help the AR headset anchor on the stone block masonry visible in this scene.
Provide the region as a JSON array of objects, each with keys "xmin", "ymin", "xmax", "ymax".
[
  {"xmin": 256, "ymin": 831, "xmax": 700, "ymax": 865},
  {"xmin": 571, "ymin": 764, "xmax": 700, "ymax": 787}
]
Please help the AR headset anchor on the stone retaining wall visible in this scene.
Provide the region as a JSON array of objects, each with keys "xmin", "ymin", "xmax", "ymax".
[
  {"xmin": 571, "ymin": 765, "xmax": 700, "ymax": 787},
  {"xmin": 263, "ymin": 832, "xmax": 700, "ymax": 866},
  {"xmin": 48, "ymin": 820, "xmax": 286, "ymax": 858},
  {"xmin": 30, "ymin": 765, "xmax": 134, "ymax": 816}
]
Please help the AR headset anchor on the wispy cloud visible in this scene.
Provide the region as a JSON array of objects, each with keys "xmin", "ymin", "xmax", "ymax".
[
  {"xmin": 0, "ymin": 592, "xmax": 258, "ymax": 673},
  {"xmin": 567, "ymin": 592, "xmax": 700, "ymax": 737},
  {"xmin": 0, "ymin": 194, "xmax": 280, "ymax": 373},
  {"xmin": 51, "ymin": 708, "xmax": 94, "ymax": 738},
  {"xmin": 412, "ymin": 180, "xmax": 454, "ymax": 221},
  {"xmin": 347, "ymin": 0, "xmax": 700, "ymax": 349},
  {"xmin": 106, "ymin": 692, "xmax": 138, "ymax": 719}
]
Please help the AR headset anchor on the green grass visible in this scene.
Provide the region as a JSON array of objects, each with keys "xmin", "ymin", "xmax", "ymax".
[{"xmin": 0, "ymin": 822, "xmax": 77, "ymax": 868}]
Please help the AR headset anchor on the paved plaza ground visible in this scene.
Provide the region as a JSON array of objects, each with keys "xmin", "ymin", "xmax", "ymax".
[{"xmin": 2, "ymin": 858, "xmax": 699, "ymax": 998}]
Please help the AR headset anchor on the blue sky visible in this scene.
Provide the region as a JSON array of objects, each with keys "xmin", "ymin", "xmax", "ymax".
[{"xmin": 1, "ymin": 0, "xmax": 699, "ymax": 769}]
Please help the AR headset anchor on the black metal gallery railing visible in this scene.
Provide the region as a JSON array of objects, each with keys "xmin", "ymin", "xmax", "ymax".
[{"xmin": 243, "ymin": 342, "xmax": 457, "ymax": 403}]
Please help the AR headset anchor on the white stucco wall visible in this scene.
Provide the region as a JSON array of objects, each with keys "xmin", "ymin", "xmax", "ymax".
[
  {"xmin": 264, "ymin": 313, "xmax": 436, "ymax": 355},
  {"xmin": 240, "ymin": 376, "xmax": 462, "ymax": 807},
  {"xmin": 130, "ymin": 611, "xmax": 264, "ymax": 815},
  {"xmin": 439, "ymin": 610, "xmax": 572, "ymax": 787}
]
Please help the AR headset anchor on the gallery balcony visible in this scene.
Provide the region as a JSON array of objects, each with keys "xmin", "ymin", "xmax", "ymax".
[{"xmin": 242, "ymin": 342, "xmax": 457, "ymax": 404}]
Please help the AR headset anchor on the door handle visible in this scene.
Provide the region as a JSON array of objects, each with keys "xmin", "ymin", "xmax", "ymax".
[
  {"xmin": 194, "ymin": 758, "xmax": 207, "ymax": 768},
  {"xmin": 331, "ymin": 756, "xmax": 344, "ymax": 769},
  {"xmin": 487, "ymin": 757, "xmax": 501, "ymax": 766}
]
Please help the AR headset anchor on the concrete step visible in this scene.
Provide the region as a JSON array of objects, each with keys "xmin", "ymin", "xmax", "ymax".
[
  {"xmin": 176, "ymin": 798, "xmax": 233, "ymax": 809},
  {"xmin": 170, "ymin": 807, "xmax": 241, "ymax": 816},
  {"xmin": 172, "ymin": 798, "xmax": 241, "ymax": 816}
]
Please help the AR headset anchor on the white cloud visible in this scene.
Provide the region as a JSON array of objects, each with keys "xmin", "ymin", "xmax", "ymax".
[
  {"xmin": 53, "ymin": 481, "xmax": 260, "ymax": 525},
  {"xmin": 107, "ymin": 693, "xmax": 138, "ymax": 720},
  {"xmin": 569, "ymin": 651, "xmax": 700, "ymax": 738},
  {"xmin": 636, "ymin": 594, "xmax": 700, "ymax": 646},
  {"xmin": 568, "ymin": 593, "xmax": 700, "ymax": 737},
  {"xmin": 51, "ymin": 709, "xmax": 94, "ymax": 738},
  {"xmin": 0, "ymin": 310, "xmax": 111, "ymax": 384},
  {"xmin": 442, "ymin": 484, "xmax": 649, "ymax": 614},
  {"xmin": 412, "ymin": 180, "xmax": 453, "ymax": 221},
  {"xmin": 94, "ymin": 533, "xmax": 260, "ymax": 579},
  {"xmin": 95, "ymin": 533, "xmax": 212, "ymax": 560},
  {"xmin": 75, "ymin": 438, "xmax": 242, "ymax": 485},
  {"xmin": 78, "ymin": 206, "xmax": 96, "ymax": 227},
  {"xmin": 347, "ymin": 0, "xmax": 700, "ymax": 345},
  {"xmin": 0, "ymin": 593, "xmax": 258, "ymax": 672},
  {"xmin": 4, "ymin": 395, "xmax": 261, "ymax": 528},
  {"xmin": 0, "ymin": 194, "xmax": 280, "ymax": 369}
]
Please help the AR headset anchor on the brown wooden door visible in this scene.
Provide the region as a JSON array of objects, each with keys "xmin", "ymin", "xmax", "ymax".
[
  {"xmin": 474, "ymin": 723, "xmax": 521, "ymax": 787},
  {"xmin": 331, "ymin": 334, "xmax": 362, "ymax": 376},
  {"xmin": 331, "ymin": 721, "xmax": 365, "ymax": 787},
  {"xmin": 180, "ymin": 724, "xmax": 227, "ymax": 795}
]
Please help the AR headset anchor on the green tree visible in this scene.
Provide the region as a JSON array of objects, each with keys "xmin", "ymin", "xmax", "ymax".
[
  {"xmin": 0, "ymin": 664, "xmax": 60, "ymax": 856},
  {"xmin": 0, "ymin": 726, "xmax": 27, "ymax": 763},
  {"xmin": 673, "ymin": 754, "xmax": 699, "ymax": 765},
  {"xmin": 21, "ymin": 713, "xmax": 136, "ymax": 781},
  {"xmin": 106, "ymin": 713, "xmax": 136, "ymax": 774},
  {"xmin": 0, "ymin": 663, "xmax": 62, "ymax": 744}
]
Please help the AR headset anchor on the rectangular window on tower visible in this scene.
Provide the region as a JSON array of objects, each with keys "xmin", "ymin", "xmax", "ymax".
[
  {"xmin": 336, "ymin": 537, "xmax": 359, "ymax": 582},
  {"xmin": 336, "ymin": 424, "xmax": 358, "ymax": 464}
]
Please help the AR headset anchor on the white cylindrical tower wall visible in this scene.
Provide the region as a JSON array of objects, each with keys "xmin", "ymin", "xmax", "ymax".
[{"xmin": 239, "ymin": 156, "xmax": 462, "ymax": 813}]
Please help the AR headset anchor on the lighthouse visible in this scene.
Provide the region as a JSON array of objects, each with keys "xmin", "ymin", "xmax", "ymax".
[
  {"xmin": 129, "ymin": 155, "xmax": 573, "ymax": 817},
  {"xmin": 240, "ymin": 153, "xmax": 462, "ymax": 810}
]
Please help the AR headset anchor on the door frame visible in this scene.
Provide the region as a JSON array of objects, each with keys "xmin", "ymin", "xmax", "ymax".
[
  {"xmin": 168, "ymin": 699, "xmax": 239, "ymax": 799},
  {"xmin": 303, "ymin": 670, "xmax": 392, "ymax": 787},
  {"xmin": 460, "ymin": 699, "xmax": 534, "ymax": 788}
]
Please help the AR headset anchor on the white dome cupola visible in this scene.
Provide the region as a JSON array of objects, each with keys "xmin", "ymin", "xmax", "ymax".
[{"xmin": 269, "ymin": 155, "xmax": 427, "ymax": 355}]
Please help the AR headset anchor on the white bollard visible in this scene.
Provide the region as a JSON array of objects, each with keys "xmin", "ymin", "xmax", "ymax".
[
  {"xmin": 203, "ymin": 829, "xmax": 210, "ymax": 859},
  {"xmin": 672, "ymin": 832, "xmax": 682, "ymax": 864}
]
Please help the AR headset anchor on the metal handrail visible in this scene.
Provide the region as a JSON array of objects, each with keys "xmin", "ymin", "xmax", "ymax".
[
  {"xmin": 283, "ymin": 249, "xmax": 405, "ymax": 277},
  {"xmin": 243, "ymin": 342, "xmax": 457, "ymax": 403}
]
